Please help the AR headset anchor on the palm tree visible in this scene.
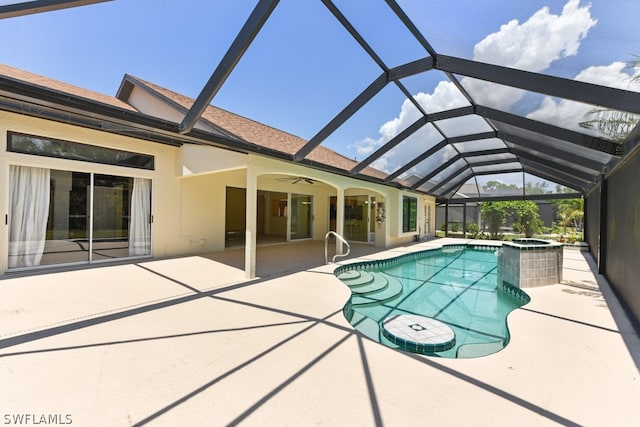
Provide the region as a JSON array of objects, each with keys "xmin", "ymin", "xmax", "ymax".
[
  {"xmin": 556, "ymin": 198, "xmax": 584, "ymax": 235},
  {"xmin": 579, "ymin": 57, "xmax": 640, "ymax": 142}
]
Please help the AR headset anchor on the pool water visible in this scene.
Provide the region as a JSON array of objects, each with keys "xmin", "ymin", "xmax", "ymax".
[{"xmin": 336, "ymin": 245, "xmax": 531, "ymax": 359}]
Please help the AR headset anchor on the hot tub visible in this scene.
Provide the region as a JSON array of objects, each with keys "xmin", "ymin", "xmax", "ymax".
[{"xmin": 497, "ymin": 238, "xmax": 563, "ymax": 288}]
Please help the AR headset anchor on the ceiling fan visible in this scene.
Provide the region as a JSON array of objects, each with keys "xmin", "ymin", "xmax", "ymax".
[{"xmin": 276, "ymin": 176, "xmax": 317, "ymax": 184}]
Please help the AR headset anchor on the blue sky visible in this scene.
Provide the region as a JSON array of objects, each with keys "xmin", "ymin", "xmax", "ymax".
[{"xmin": 0, "ymin": 0, "xmax": 638, "ymax": 180}]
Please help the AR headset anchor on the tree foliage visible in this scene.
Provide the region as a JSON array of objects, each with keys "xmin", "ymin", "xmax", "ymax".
[
  {"xmin": 483, "ymin": 181, "xmax": 519, "ymax": 192},
  {"xmin": 555, "ymin": 198, "xmax": 584, "ymax": 234},
  {"xmin": 480, "ymin": 201, "xmax": 511, "ymax": 239},
  {"xmin": 579, "ymin": 57, "xmax": 640, "ymax": 142},
  {"xmin": 481, "ymin": 200, "xmax": 542, "ymax": 239},
  {"xmin": 482, "ymin": 180, "xmax": 559, "ymax": 195},
  {"xmin": 510, "ymin": 201, "xmax": 543, "ymax": 237}
]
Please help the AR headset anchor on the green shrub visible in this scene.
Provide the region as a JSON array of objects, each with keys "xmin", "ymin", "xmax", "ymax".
[{"xmin": 466, "ymin": 223, "xmax": 480, "ymax": 238}]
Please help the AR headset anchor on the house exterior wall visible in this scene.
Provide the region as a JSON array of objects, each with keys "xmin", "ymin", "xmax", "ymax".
[
  {"xmin": 179, "ymin": 168, "xmax": 246, "ymax": 253},
  {"xmin": 125, "ymin": 78, "xmax": 436, "ymax": 247},
  {"xmin": 0, "ymin": 111, "xmax": 436, "ymax": 275},
  {"xmin": 0, "ymin": 111, "xmax": 180, "ymax": 275},
  {"xmin": 127, "ymin": 85, "xmax": 218, "ymax": 133}
]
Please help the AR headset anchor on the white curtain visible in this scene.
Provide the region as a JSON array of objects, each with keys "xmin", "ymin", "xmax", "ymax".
[
  {"xmin": 129, "ymin": 177, "xmax": 151, "ymax": 256},
  {"xmin": 8, "ymin": 166, "xmax": 51, "ymax": 268}
]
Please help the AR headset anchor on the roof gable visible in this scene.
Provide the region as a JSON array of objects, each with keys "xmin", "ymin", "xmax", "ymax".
[{"xmin": 119, "ymin": 75, "xmax": 388, "ymax": 180}]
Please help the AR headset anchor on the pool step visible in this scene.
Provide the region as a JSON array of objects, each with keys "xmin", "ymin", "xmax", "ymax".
[
  {"xmin": 350, "ymin": 273, "xmax": 388, "ymax": 295},
  {"xmin": 351, "ymin": 273, "xmax": 404, "ymax": 307},
  {"xmin": 337, "ymin": 270, "xmax": 374, "ymax": 287}
]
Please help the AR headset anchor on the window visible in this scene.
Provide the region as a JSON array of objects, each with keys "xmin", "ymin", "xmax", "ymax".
[
  {"xmin": 8, "ymin": 166, "xmax": 151, "ymax": 269},
  {"xmin": 8, "ymin": 132, "xmax": 154, "ymax": 170},
  {"xmin": 402, "ymin": 196, "xmax": 417, "ymax": 233}
]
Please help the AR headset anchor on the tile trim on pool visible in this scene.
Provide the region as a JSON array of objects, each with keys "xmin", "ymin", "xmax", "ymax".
[{"xmin": 333, "ymin": 243, "xmax": 501, "ymax": 276}]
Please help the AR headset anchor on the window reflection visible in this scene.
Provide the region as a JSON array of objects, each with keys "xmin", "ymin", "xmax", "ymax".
[{"xmin": 8, "ymin": 166, "xmax": 151, "ymax": 270}]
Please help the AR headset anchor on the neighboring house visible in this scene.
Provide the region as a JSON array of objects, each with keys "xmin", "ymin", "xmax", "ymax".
[{"xmin": 0, "ymin": 64, "xmax": 435, "ymax": 277}]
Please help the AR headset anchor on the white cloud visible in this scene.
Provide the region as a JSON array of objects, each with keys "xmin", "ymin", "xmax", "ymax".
[
  {"xmin": 467, "ymin": 0, "xmax": 596, "ymax": 109},
  {"xmin": 349, "ymin": 81, "xmax": 468, "ymax": 164},
  {"xmin": 526, "ymin": 62, "xmax": 637, "ymax": 131},
  {"xmin": 356, "ymin": 0, "xmax": 599, "ymax": 176},
  {"xmin": 473, "ymin": 0, "xmax": 596, "ymax": 71},
  {"xmin": 575, "ymin": 61, "xmax": 638, "ymax": 90}
]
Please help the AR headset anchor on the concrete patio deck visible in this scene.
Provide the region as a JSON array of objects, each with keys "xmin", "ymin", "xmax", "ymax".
[{"xmin": 0, "ymin": 239, "xmax": 638, "ymax": 426}]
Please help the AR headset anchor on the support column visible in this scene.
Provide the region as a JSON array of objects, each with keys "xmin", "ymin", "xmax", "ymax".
[
  {"xmin": 444, "ymin": 202, "xmax": 449, "ymax": 237},
  {"xmin": 336, "ymin": 187, "xmax": 345, "ymax": 254},
  {"xmin": 0, "ymin": 161, "xmax": 7, "ymax": 276},
  {"xmin": 598, "ymin": 175, "xmax": 608, "ymax": 275},
  {"xmin": 462, "ymin": 202, "xmax": 467, "ymax": 238},
  {"xmin": 245, "ymin": 165, "xmax": 258, "ymax": 279},
  {"xmin": 583, "ymin": 196, "xmax": 588, "ymax": 245}
]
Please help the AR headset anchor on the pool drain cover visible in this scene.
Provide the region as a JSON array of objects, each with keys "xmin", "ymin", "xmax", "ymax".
[{"xmin": 381, "ymin": 314, "xmax": 455, "ymax": 354}]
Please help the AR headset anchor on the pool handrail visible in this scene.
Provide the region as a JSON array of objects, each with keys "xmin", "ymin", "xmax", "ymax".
[{"xmin": 325, "ymin": 231, "xmax": 350, "ymax": 264}]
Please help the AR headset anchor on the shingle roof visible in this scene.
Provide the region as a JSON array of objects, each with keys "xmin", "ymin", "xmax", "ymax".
[
  {"xmin": 126, "ymin": 76, "xmax": 388, "ymax": 180},
  {"xmin": 0, "ymin": 62, "xmax": 390, "ymax": 182},
  {"xmin": 0, "ymin": 63, "xmax": 136, "ymax": 112}
]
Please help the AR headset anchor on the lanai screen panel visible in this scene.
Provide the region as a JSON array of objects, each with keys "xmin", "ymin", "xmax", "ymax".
[
  {"xmin": 454, "ymin": 182, "xmax": 481, "ymax": 199},
  {"xmin": 393, "ymin": 144, "xmax": 458, "ymax": 183},
  {"xmin": 212, "ymin": 0, "xmax": 386, "ymax": 143},
  {"xmin": 453, "ymin": 138, "xmax": 507, "ymax": 154},
  {"xmin": 331, "ymin": 0, "xmax": 428, "ymax": 69},
  {"xmin": 418, "ymin": 157, "xmax": 468, "ymax": 192},
  {"xmin": 456, "ymin": 76, "xmax": 541, "ymax": 115},
  {"xmin": 434, "ymin": 115, "xmax": 494, "ymax": 138},
  {"xmin": 471, "ymin": 162, "xmax": 521, "ymax": 175},
  {"xmin": 398, "ymin": 70, "xmax": 472, "ymax": 113},
  {"xmin": 466, "ymin": 153, "xmax": 517, "ymax": 165},
  {"xmin": 495, "ymin": 121, "xmax": 614, "ymax": 169},
  {"xmin": 438, "ymin": 172, "xmax": 475, "ymax": 199},
  {"xmin": 223, "ymin": 1, "xmax": 633, "ymax": 199},
  {"xmin": 523, "ymin": 173, "xmax": 575, "ymax": 195},
  {"xmin": 325, "ymin": 84, "xmax": 425, "ymax": 163},
  {"xmin": 512, "ymin": 143, "xmax": 601, "ymax": 181},
  {"xmin": 372, "ymin": 123, "xmax": 443, "ymax": 175},
  {"xmin": 475, "ymin": 172, "xmax": 525, "ymax": 196},
  {"xmin": 7, "ymin": 0, "xmax": 637, "ymax": 202}
]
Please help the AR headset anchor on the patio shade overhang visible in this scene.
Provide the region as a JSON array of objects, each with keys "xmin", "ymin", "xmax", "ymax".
[
  {"xmin": 2, "ymin": 0, "xmax": 639, "ymax": 202},
  {"xmin": 172, "ymin": 0, "xmax": 639, "ymax": 202},
  {"xmin": 0, "ymin": 0, "xmax": 113, "ymax": 19}
]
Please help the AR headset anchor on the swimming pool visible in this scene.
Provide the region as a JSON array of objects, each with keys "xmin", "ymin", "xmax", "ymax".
[{"xmin": 335, "ymin": 244, "xmax": 531, "ymax": 359}]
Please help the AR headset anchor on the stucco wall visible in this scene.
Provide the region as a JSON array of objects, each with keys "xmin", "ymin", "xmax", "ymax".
[
  {"xmin": 178, "ymin": 169, "xmax": 246, "ymax": 253},
  {"xmin": 1, "ymin": 111, "xmax": 437, "ymax": 275},
  {"xmin": 0, "ymin": 111, "xmax": 180, "ymax": 274}
]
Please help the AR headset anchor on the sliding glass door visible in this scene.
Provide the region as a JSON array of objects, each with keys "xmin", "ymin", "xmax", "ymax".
[
  {"xmin": 46, "ymin": 169, "xmax": 91, "ymax": 265},
  {"xmin": 290, "ymin": 194, "xmax": 312, "ymax": 240},
  {"xmin": 344, "ymin": 195, "xmax": 369, "ymax": 242},
  {"xmin": 8, "ymin": 166, "xmax": 151, "ymax": 270}
]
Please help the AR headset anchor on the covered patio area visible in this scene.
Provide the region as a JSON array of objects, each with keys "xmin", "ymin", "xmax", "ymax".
[{"xmin": 0, "ymin": 239, "xmax": 638, "ymax": 425}]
